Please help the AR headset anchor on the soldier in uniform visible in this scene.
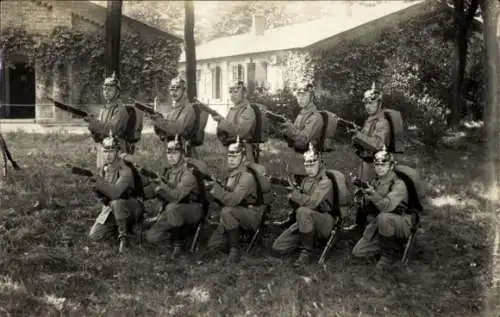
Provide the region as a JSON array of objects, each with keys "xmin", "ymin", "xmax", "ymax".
[
  {"xmin": 152, "ymin": 78, "xmax": 199, "ymax": 157},
  {"xmin": 351, "ymin": 82, "xmax": 391, "ymax": 182},
  {"xmin": 143, "ymin": 135, "xmax": 204, "ymax": 259},
  {"xmin": 211, "ymin": 81, "xmax": 259, "ymax": 163},
  {"xmin": 272, "ymin": 143, "xmax": 334, "ymax": 266},
  {"xmin": 205, "ymin": 136, "xmax": 263, "ymax": 263},
  {"xmin": 351, "ymin": 146, "xmax": 411, "ymax": 270},
  {"xmin": 280, "ymin": 83, "xmax": 324, "ymax": 184},
  {"xmin": 90, "ymin": 72, "xmax": 132, "ymax": 173},
  {"xmin": 88, "ymin": 131, "xmax": 144, "ymax": 253}
]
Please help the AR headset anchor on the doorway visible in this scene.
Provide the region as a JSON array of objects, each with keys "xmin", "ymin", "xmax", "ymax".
[{"xmin": 3, "ymin": 62, "xmax": 36, "ymax": 119}]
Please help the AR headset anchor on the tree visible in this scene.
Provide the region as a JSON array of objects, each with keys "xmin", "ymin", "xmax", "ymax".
[
  {"xmin": 184, "ymin": 1, "xmax": 197, "ymax": 101},
  {"xmin": 105, "ymin": 0, "xmax": 123, "ymax": 78},
  {"xmin": 448, "ymin": 0, "xmax": 480, "ymax": 126}
]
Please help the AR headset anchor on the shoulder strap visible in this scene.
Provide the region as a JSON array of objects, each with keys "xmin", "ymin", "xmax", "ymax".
[
  {"xmin": 249, "ymin": 103, "xmax": 261, "ymax": 142},
  {"xmin": 324, "ymin": 172, "xmax": 340, "ymax": 216},
  {"xmin": 187, "ymin": 162, "xmax": 209, "ymax": 211}
]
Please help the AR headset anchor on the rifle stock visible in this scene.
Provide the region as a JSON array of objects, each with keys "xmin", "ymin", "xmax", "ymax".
[
  {"xmin": 269, "ymin": 176, "xmax": 299, "ymax": 189},
  {"xmin": 69, "ymin": 165, "xmax": 94, "ymax": 177},
  {"xmin": 134, "ymin": 100, "xmax": 163, "ymax": 119},
  {"xmin": 0, "ymin": 133, "xmax": 20, "ymax": 171}
]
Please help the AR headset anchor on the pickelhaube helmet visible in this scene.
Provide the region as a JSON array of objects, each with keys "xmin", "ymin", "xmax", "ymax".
[
  {"xmin": 362, "ymin": 82, "xmax": 382, "ymax": 103},
  {"xmin": 294, "ymin": 83, "xmax": 314, "ymax": 94},
  {"xmin": 228, "ymin": 135, "xmax": 245, "ymax": 154},
  {"xmin": 166, "ymin": 134, "xmax": 183, "ymax": 152},
  {"xmin": 303, "ymin": 142, "xmax": 319, "ymax": 164},
  {"xmin": 170, "ymin": 77, "xmax": 186, "ymax": 90},
  {"xmin": 102, "ymin": 130, "xmax": 121, "ymax": 151},
  {"xmin": 373, "ymin": 145, "xmax": 394, "ymax": 165},
  {"xmin": 229, "ymin": 80, "xmax": 246, "ymax": 92},
  {"xmin": 103, "ymin": 71, "xmax": 120, "ymax": 90}
]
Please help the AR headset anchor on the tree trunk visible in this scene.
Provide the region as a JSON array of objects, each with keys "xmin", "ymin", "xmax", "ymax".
[
  {"xmin": 105, "ymin": 0, "xmax": 123, "ymax": 78},
  {"xmin": 481, "ymin": 0, "xmax": 500, "ymax": 314},
  {"xmin": 184, "ymin": 0, "xmax": 197, "ymax": 101},
  {"xmin": 450, "ymin": 0, "xmax": 479, "ymax": 127}
]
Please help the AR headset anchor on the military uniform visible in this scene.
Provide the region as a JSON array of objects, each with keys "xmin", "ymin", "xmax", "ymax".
[
  {"xmin": 153, "ymin": 99, "xmax": 198, "ymax": 157},
  {"xmin": 283, "ymin": 105, "xmax": 323, "ymax": 152},
  {"xmin": 272, "ymin": 167, "xmax": 334, "ymax": 253},
  {"xmin": 144, "ymin": 161, "xmax": 203, "ymax": 244},
  {"xmin": 88, "ymin": 136, "xmax": 144, "ymax": 253},
  {"xmin": 207, "ymin": 164, "xmax": 262, "ymax": 249},
  {"xmin": 351, "ymin": 157, "xmax": 412, "ymax": 271},
  {"xmin": 353, "ymin": 85, "xmax": 391, "ymax": 182},
  {"xmin": 93, "ymin": 73, "xmax": 134, "ymax": 172},
  {"xmin": 217, "ymin": 99, "xmax": 259, "ymax": 163}
]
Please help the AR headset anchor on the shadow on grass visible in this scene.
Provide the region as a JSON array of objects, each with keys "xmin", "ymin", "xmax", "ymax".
[{"xmin": 0, "ymin": 132, "xmax": 495, "ymax": 317}]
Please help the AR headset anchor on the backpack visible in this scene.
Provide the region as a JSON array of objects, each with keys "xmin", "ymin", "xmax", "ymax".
[
  {"xmin": 124, "ymin": 105, "xmax": 144, "ymax": 144},
  {"xmin": 325, "ymin": 170, "xmax": 351, "ymax": 218},
  {"xmin": 383, "ymin": 109, "xmax": 404, "ymax": 154},
  {"xmin": 186, "ymin": 158, "xmax": 210, "ymax": 210},
  {"xmin": 189, "ymin": 101, "xmax": 210, "ymax": 146},
  {"xmin": 393, "ymin": 164, "xmax": 425, "ymax": 213},
  {"xmin": 249, "ymin": 103, "xmax": 269, "ymax": 144},
  {"xmin": 317, "ymin": 110, "xmax": 339, "ymax": 152},
  {"xmin": 246, "ymin": 162, "xmax": 273, "ymax": 206},
  {"xmin": 122, "ymin": 160, "xmax": 147, "ymax": 199}
]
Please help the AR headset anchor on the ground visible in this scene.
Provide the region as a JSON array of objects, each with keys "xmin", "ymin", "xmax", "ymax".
[{"xmin": 0, "ymin": 131, "xmax": 497, "ymax": 317}]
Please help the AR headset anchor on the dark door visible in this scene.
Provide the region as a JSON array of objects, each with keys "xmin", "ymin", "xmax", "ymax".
[{"xmin": 8, "ymin": 62, "xmax": 36, "ymax": 119}]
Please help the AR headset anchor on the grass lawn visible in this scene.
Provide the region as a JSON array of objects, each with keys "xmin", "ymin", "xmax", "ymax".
[{"xmin": 0, "ymin": 131, "xmax": 497, "ymax": 317}]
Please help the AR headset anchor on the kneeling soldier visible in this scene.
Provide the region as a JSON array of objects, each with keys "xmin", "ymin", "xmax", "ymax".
[
  {"xmin": 272, "ymin": 143, "xmax": 335, "ymax": 267},
  {"xmin": 206, "ymin": 136, "xmax": 264, "ymax": 263},
  {"xmin": 88, "ymin": 131, "xmax": 144, "ymax": 253},
  {"xmin": 351, "ymin": 146, "xmax": 411, "ymax": 270},
  {"xmin": 144, "ymin": 135, "xmax": 204, "ymax": 259}
]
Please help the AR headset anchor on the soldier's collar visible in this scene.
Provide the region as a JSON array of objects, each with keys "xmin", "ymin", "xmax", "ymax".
[
  {"xmin": 172, "ymin": 97, "xmax": 189, "ymax": 108},
  {"xmin": 300, "ymin": 104, "xmax": 317, "ymax": 113},
  {"xmin": 376, "ymin": 171, "xmax": 396, "ymax": 184},
  {"xmin": 367, "ymin": 109, "xmax": 385, "ymax": 121},
  {"xmin": 233, "ymin": 99, "xmax": 250, "ymax": 108}
]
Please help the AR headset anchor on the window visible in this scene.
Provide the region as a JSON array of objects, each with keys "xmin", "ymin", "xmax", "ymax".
[
  {"xmin": 212, "ymin": 66, "xmax": 222, "ymax": 99},
  {"xmin": 231, "ymin": 64, "xmax": 245, "ymax": 82}
]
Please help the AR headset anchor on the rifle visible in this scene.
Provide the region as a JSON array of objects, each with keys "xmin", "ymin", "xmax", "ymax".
[
  {"xmin": 47, "ymin": 97, "xmax": 93, "ymax": 122},
  {"xmin": 268, "ymin": 176, "xmax": 300, "ymax": 189},
  {"xmin": 193, "ymin": 100, "xmax": 224, "ymax": 119},
  {"xmin": 336, "ymin": 117, "xmax": 361, "ymax": 132},
  {"xmin": 69, "ymin": 165, "xmax": 94, "ymax": 178},
  {"xmin": 0, "ymin": 133, "xmax": 21, "ymax": 174},
  {"xmin": 318, "ymin": 218, "xmax": 343, "ymax": 265},
  {"xmin": 265, "ymin": 110, "xmax": 290, "ymax": 124},
  {"xmin": 133, "ymin": 100, "xmax": 163, "ymax": 119}
]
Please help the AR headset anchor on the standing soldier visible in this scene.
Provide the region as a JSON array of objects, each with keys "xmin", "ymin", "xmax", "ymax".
[
  {"xmin": 211, "ymin": 81, "xmax": 260, "ymax": 163},
  {"xmin": 280, "ymin": 83, "xmax": 324, "ymax": 184},
  {"xmin": 351, "ymin": 82, "xmax": 391, "ymax": 182},
  {"xmin": 351, "ymin": 146, "xmax": 411, "ymax": 270},
  {"xmin": 89, "ymin": 72, "xmax": 132, "ymax": 173},
  {"xmin": 205, "ymin": 136, "xmax": 265, "ymax": 263},
  {"xmin": 271, "ymin": 143, "xmax": 335, "ymax": 267},
  {"xmin": 88, "ymin": 131, "xmax": 144, "ymax": 253},
  {"xmin": 143, "ymin": 135, "xmax": 205, "ymax": 259},
  {"xmin": 152, "ymin": 78, "xmax": 200, "ymax": 158}
]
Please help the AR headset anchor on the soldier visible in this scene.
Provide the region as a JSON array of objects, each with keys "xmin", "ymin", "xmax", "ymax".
[
  {"xmin": 271, "ymin": 143, "xmax": 335, "ymax": 266},
  {"xmin": 90, "ymin": 72, "xmax": 133, "ymax": 173},
  {"xmin": 211, "ymin": 81, "xmax": 259, "ymax": 163},
  {"xmin": 351, "ymin": 146, "xmax": 411, "ymax": 270},
  {"xmin": 351, "ymin": 82, "xmax": 391, "ymax": 182},
  {"xmin": 88, "ymin": 131, "xmax": 144, "ymax": 253},
  {"xmin": 152, "ymin": 78, "xmax": 199, "ymax": 157},
  {"xmin": 281, "ymin": 83, "xmax": 324, "ymax": 184},
  {"xmin": 143, "ymin": 135, "xmax": 205, "ymax": 259},
  {"xmin": 205, "ymin": 136, "xmax": 264, "ymax": 263}
]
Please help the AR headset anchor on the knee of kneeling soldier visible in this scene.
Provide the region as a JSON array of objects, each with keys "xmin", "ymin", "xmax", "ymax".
[
  {"xmin": 376, "ymin": 212, "xmax": 395, "ymax": 237},
  {"xmin": 296, "ymin": 206, "xmax": 314, "ymax": 220},
  {"xmin": 164, "ymin": 202, "xmax": 181, "ymax": 214}
]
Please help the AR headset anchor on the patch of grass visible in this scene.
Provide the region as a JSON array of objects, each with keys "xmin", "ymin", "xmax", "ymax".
[{"xmin": 0, "ymin": 131, "xmax": 496, "ymax": 317}]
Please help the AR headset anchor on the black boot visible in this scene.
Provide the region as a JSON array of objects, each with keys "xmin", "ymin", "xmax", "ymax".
[
  {"xmin": 376, "ymin": 235, "xmax": 399, "ymax": 271},
  {"xmin": 294, "ymin": 231, "xmax": 315, "ymax": 267},
  {"xmin": 226, "ymin": 228, "xmax": 241, "ymax": 263},
  {"xmin": 117, "ymin": 219, "xmax": 129, "ymax": 253},
  {"xmin": 170, "ymin": 227, "xmax": 183, "ymax": 260}
]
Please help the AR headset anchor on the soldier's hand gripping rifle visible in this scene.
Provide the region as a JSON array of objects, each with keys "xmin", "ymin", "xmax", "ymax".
[
  {"xmin": 67, "ymin": 165, "xmax": 110, "ymax": 205},
  {"xmin": 336, "ymin": 117, "xmax": 361, "ymax": 134},
  {"xmin": 133, "ymin": 100, "xmax": 163, "ymax": 120},
  {"xmin": 265, "ymin": 110, "xmax": 291, "ymax": 125},
  {"xmin": 268, "ymin": 175, "xmax": 300, "ymax": 227}
]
